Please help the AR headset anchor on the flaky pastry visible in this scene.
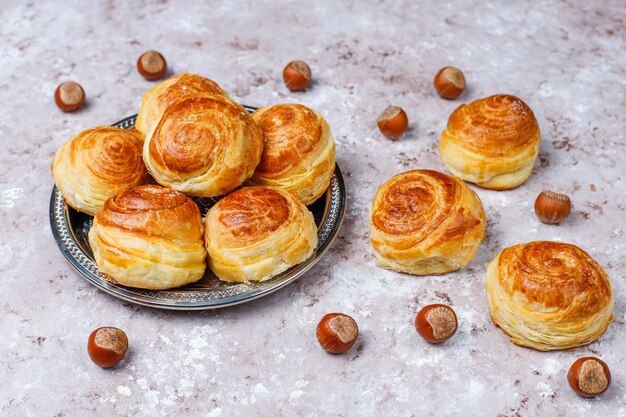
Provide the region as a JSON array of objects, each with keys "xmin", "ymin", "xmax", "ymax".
[
  {"xmin": 370, "ymin": 169, "xmax": 486, "ymax": 275},
  {"xmin": 88, "ymin": 185, "xmax": 206, "ymax": 289},
  {"xmin": 135, "ymin": 73, "xmax": 224, "ymax": 137},
  {"xmin": 485, "ymin": 241, "xmax": 614, "ymax": 351},
  {"xmin": 249, "ymin": 104, "xmax": 336, "ymax": 205},
  {"xmin": 439, "ymin": 94, "xmax": 540, "ymax": 190},
  {"xmin": 143, "ymin": 93, "xmax": 264, "ymax": 197},
  {"xmin": 204, "ymin": 186, "xmax": 318, "ymax": 283},
  {"xmin": 51, "ymin": 126, "xmax": 148, "ymax": 216}
]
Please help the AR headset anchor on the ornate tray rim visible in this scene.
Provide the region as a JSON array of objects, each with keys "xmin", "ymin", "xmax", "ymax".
[{"xmin": 49, "ymin": 111, "xmax": 346, "ymax": 310}]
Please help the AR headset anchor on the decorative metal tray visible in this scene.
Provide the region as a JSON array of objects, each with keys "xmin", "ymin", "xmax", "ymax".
[{"xmin": 49, "ymin": 109, "xmax": 346, "ymax": 310}]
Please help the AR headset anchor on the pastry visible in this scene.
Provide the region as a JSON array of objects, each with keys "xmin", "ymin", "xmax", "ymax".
[
  {"xmin": 370, "ymin": 169, "xmax": 486, "ymax": 275},
  {"xmin": 204, "ymin": 186, "xmax": 318, "ymax": 283},
  {"xmin": 135, "ymin": 73, "xmax": 224, "ymax": 137},
  {"xmin": 51, "ymin": 126, "xmax": 148, "ymax": 216},
  {"xmin": 485, "ymin": 241, "xmax": 614, "ymax": 351},
  {"xmin": 439, "ymin": 94, "xmax": 540, "ymax": 190},
  {"xmin": 248, "ymin": 104, "xmax": 336, "ymax": 205},
  {"xmin": 88, "ymin": 185, "xmax": 206, "ymax": 290},
  {"xmin": 143, "ymin": 93, "xmax": 264, "ymax": 197}
]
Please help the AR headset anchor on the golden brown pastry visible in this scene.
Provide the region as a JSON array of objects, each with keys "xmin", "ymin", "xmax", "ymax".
[
  {"xmin": 248, "ymin": 104, "xmax": 336, "ymax": 205},
  {"xmin": 135, "ymin": 73, "xmax": 224, "ymax": 137},
  {"xmin": 485, "ymin": 241, "xmax": 614, "ymax": 351},
  {"xmin": 143, "ymin": 93, "xmax": 264, "ymax": 197},
  {"xmin": 88, "ymin": 185, "xmax": 206, "ymax": 290},
  {"xmin": 439, "ymin": 94, "xmax": 540, "ymax": 190},
  {"xmin": 370, "ymin": 170, "xmax": 486, "ymax": 275},
  {"xmin": 204, "ymin": 186, "xmax": 318, "ymax": 283},
  {"xmin": 51, "ymin": 126, "xmax": 148, "ymax": 216}
]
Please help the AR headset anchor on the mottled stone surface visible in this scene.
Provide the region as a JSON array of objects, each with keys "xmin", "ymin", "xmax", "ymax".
[{"xmin": 1, "ymin": 1, "xmax": 625, "ymax": 416}]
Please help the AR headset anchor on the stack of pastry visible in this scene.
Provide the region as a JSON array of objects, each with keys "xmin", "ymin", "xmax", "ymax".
[{"xmin": 52, "ymin": 73, "xmax": 336, "ymax": 289}]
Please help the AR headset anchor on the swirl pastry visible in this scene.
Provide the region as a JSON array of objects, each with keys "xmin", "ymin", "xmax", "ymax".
[
  {"xmin": 485, "ymin": 241, "xmax": 614, "ymax": 351},
  {"xmin": 205, "ymin": 186, "xmax": 318, "ymax": 283},
  {"xmin": 439, "ymin": 94, "xmax": 540, "ymax": 190},
  {"xmin": 135, "ymin": 73, "xmax": 224, "ymax": 137},
  {"xmin": 143, "ymin": 93, "xmax": 264, "ymax": 197},
  {"xmin": 51, "ymin": 126, "xmax": 148, "ymax": 216},
  {"xmin": 370, "ymin": 170, "xmax": 486, "ymax": 275},
  {"xmin": 88, "ymin": 185, "xmax": 206, "ymax": 289},
  {"xmin": 248, "ymin": 104, "xmax": 336, "ymax": 205}
]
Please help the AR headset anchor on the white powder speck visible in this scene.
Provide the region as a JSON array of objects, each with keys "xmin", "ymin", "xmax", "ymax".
[
  {"xmin": 542, "ymin": 358, "xmax": 560, "ymax": 375},
  {"xmin": 207, "ymin": 408, "xmax": 222, "ymax": 417},
  {"xmin": 144, "ymin": 390, "xmax": 160, "ymax": 406},
  {"xmin": 537, "ymin": 381, "xmax": 553, "ymax": 397},
  {"xmin": 117, "ymin": 386, "xmax": 131, "ymax": 396},
  {"xmin": 252, "ymin": 383, "xmax": 269, "ymax": 394},
  {"xmin": 0, "ymin": 188, "xmax": 23, "ymax": 208},
  {"xmin": 178, "ymin": 378, "xmax": 194, "ymax": 397},
  {"xmin": 289, "ymin": 390, "xmax": 304, "ymax": 400},
  {"xmin": 189, "ymin": 335, "xmax": 208, "ymax": 349}
]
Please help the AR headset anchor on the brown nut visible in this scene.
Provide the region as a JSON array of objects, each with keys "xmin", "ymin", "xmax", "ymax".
[
  {"xmin": 283, "ymin": 60, "xmax": 311, "ymax": 91},
  {"xmin": 137, "ymin": 50, "xmax": 168, "ymax": 80},
  {"xmin": 87, "ymin": 327, "xmax": 128, "ymax": 368},
  {"xmin": 534, "ymin": 191, "xmax": 571, "ymax": 224},
  {"xmin": 415, "ymin": 304, "xmax": 458, "ymax": 344},
  {"xmin": 316, "ymin": 313, "xmax": 358, "ymax": 354},
  {"xmin": 54, "ymin": 81, "xmax": 85, "ymax": 112},
  {"xmin": 377, "ymin": 106, "xmax": 409, "ymax": 140},
  {"xmin": 434, "ymin": 66, "xmax": 465, "ymax": 99},
  {"xmin": 567, "ymin": 357, "xmax": 611, "ymax": 398}
]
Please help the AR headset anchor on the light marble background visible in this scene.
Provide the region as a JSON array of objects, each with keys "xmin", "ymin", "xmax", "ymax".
[{"xmin": 1, "ymin": 0, "xmax": 625, "ymax": 416}]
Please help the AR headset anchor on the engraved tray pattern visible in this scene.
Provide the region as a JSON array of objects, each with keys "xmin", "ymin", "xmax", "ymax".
[{"xmin": 49, "ymin": 109, "xmax": 346, "ymax": 310}]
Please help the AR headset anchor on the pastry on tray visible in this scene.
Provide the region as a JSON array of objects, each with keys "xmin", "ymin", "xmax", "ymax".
[
  {"xmin": 88, "ymin": 185, "xmax": 207, "ymax": 290},
  {"xmin": 370, "ymin": 169, "xmax": 486, "ymax": 275},
  {"xmin": 51, "ymin": 126, "xmax": 148, "ymax": 216},
  {"xmin": 485, "ymin": 241, "xmax": 614, "ymax": 351},
  {"xmin": 135, "ymin": 72, "xmax": 225, "ymax": 137},
  {"xmin": 204, "ymin": 186, "xmax": 318, "ymax": 283},
  {"xmin": 439, "ymin": 94, "xmax": 540, "ymax": 190},
  {"xmin": 143, "ymin": 93, "xmax": 264, "ymax": 197},
  {"xmin": 248, "ymin": 103, "xmax": 336, "ymax": 205}
]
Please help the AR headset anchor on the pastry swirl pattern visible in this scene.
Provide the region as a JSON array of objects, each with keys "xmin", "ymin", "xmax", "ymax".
[
  {"xmin": 205, "ymin": 186, "xmax": 318, "ymax": 283},
  {"xmin": 439, "ymin": 94, "xmax": 540, "ymax": 190},
  {"xmin": 143, "ymin": 93, "xmax": 264, "ymax": 197},
  {"xmin": 485, "ymin": 241, "xmax": 614, "ymax": 351},
  {"xmin": 370, "ymin": 169, "xmax": 486, "ymax": 275},
  {"xmin": 88, "ymin": 185, "xmax": 206, "ymax": 290},
  {"xmin": 51, "ymin": 126, "xmax": 148, "ymax": 216},
  {"xmin": 135, "ymin": 73, "xmax": 224, "ymax": 137},
  {"xmin": 249, "ymin": 104, "xmax": 335, "ymax": 205}
]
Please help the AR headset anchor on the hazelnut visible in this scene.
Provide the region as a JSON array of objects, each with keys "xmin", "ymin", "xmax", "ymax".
[
  {"xmin": 87, "ymin": 327, "xmax": 128, "ymax": 368},
  {"xmin": 137, "ymin": 50, "xmax": 168, "ymax": 80},
  {"xmin": 54, "ymin": 81, "xmax": 86, "ymax": 112},
  {"xmin": 567, "ymin": 357, "xmax": 611, "ymax": 398},
  {"xmin": 415, "ymin": 304, "xmax": 458, "ymax": 344},
  {"xmin": 434, "ymin": 67, "xmax": 466, "ymax": 99},
  {"xmin": 316, "ymin": 313, "xmax": 358, "ymax": 354},
  {"xmin": 283, "ymin": 60, "xmax": 311, "ymax": 91},
  {"xmin": 534, "ymin": 191, "xmax": 571, "ymax": 224},
  {"xmin": 377, "ymin": 106, "xmax": 409, "ymax": 140}
]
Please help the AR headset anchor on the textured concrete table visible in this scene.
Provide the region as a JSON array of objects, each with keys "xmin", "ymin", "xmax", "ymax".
[{"xmin": 1, "ymin": 1, "xmax": 625, "ymax": 416}]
